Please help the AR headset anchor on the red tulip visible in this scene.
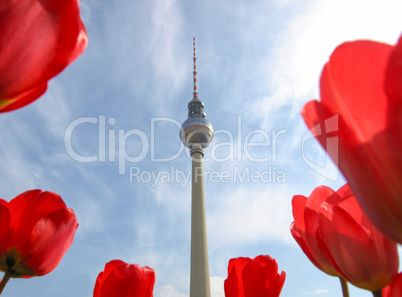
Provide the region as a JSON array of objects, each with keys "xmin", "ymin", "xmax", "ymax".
[
  {"xmin": 290, "ymin": 186, "xmax": 341, "ymax": 277},
  {"xmin": 0, "ymin": 190, "xmax": 78, "ymax": 278},
  {"xmin": 93, "ymin": 260, "xmax": 155, "ymax": 297},
  {"xmin": 0, "ymin": 0, "xmax": 88, "ymax": 112},
  {"xmin": 224, "ymin": 255, "xmax": 286, "ymax": 297},
  {"xmin": 382, "ymin": 273, "xmax": 402, "ymax": 297},
  {"xmin": 317, "ymin": 184, "xmax": 399, "ymax": 292},
  {"xmin": 301, "ymin": 34, "xmax": 402, "ymax": 243}
]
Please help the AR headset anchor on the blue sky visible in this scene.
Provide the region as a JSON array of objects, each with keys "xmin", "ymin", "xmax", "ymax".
[{"xmin": 0, "ymin": 0, "xmax": 401, "ymax": 296}]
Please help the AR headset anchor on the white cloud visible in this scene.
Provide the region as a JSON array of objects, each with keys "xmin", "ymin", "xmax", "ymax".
[
  {"xmin": 152, "ymin": 180, "xmax": 190, "ymax": 210},
  {"xmin": 149, "ymin": 0, "xmax": 188, "ymax": 103},
  {"xmin": 399, "ymin": 245, "xmax": 402, "ymax": 270},
  {"xmin": 256, "ymin": 0, "xmax": 402, "ymax": 121},
  {"xmin": 73, "ymin": 194, "xmax": 104, "ymax": 234},
  {"xmin": 211, "ymin": 276, "xmax": 225, "ymax": 297},
  {"xmin": 208, "ymin": 185, "xmax": 294, "ymax": 253},
  {"xmin": 33, "ymin": 81, "xmax": 72, "ymax": 137},
  {"xmin": 154, "ymin": 276, "xmax": 224, "ymax": 297},
  {"xmin": 305, "ymin": 289, "xmax": 330, "ymax": 295},
  {"xmin": 0, "ymin": 115, "xmax": 42, "ymax": 197},
  {"xmin": 0, "ymin": 151, "xmax": 38, "ymax": 198},
  {"xmin": 156, "ymin": 285, "xmax": 188, "ymax": 297}
]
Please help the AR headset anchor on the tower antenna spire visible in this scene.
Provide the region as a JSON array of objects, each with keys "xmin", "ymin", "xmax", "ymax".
[
  {"xmin": 193, "ymin": 37, "xmax": 198, "ymax": 99},
  {"xmin": 187, "ymin": 37, "xmax": 205, "ymax": 118}
]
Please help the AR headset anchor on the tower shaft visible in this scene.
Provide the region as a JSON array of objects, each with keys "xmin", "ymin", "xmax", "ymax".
[{"xmin": 190, "ymin": 143, "xmax": 211, "ymax": 297}]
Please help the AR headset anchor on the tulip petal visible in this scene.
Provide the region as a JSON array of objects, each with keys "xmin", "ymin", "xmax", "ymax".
[
  {"xmin": 0, "ymin": 84, "xmax": 47, "ymax": 112},
  {"xmin": 97, "ymin": 260, "xmax": 126, "ymax": 283},
  {"xmin": 326, "ymin": 185, "xmax": 366, "ymax": 227},
  {"xmin": 302, "ymin": 38, "xmax": 402, "ymax": 243},
  {"xmin": 291, "ymin": 195, "xmax": 307, "ymax": 233},
  {"xmin": 96, "ymin": 265, "xmax": 132, "ymax": 297},
  {"xmin": 94, "ymin": 261, "xmax": 127, "ymax": 297},
  {"xmin": 290, "ymin": 223, "xmax": 325, "ymax": 272},
  {"xmin": 320, "ymin": 41, "xmax": 392, "ymax": 141},
  {"xmin": 268, "ymin": 270, "xmax": 286, "ymax": 297},
  {"xmin": 0, "ymin": 200, "xmax": 11, "ymax": 251},
  {"xmin": 384, "ymin": 35, "xmax": 402, "ymax": 120},
  {"xmin": 255, "ymin": 255, "xmax": 286, "ymax": 297},
  {"xmin": 134, "ymin": 266, "xmax": 155, "ymax": 296},
  {"xmin": 94, "ymin": 261, "xmax": 155, "ymax": 297},
  {"xmin": 21, "ymin": 208, "xmax": 78, "ymax": 276},
  {"xmin": 9, "ymin": 190, "xmax": 67, "ymax": 222},
  {"xmin": 319, "ymin": 203, "xmax": 398, "ymax": 291},
  {"xmin": 225, "ymin": 258, "xmax": 248, "ymax": 297},
  {"xmin": 290, "ymin": 190, "xmax": 340, "ymax": 277},
  {"xmin": 8, "ymin": 190, "xmax": 68, "ymax": 251},
  {"xmin": 304, "ymin": 186, "xmax": 336, "ymax": 238},
  {"xmin": 381, "ymin": 34, "xmax": 402, "ymax": 237},
  {"xmin": 382, "ymin": 273, "xmax": 402, "ymax": 297},
  {"xmin": 241, "ymin": 259, "xmax": 267, "ymax": 296},
  {"xmin": 384, "ymin": 34, "xmax": 402, "ymax": 186},
  {"xmin": 0, "ymin": 200, "xmax": 11, "ymax": 272},
  {"xmin": 225, "ymin": 256, "xmax": 285, "ymax": 297},
  {"xmin": 255, "ymin": 255, "xmax": 277, "ymax": 281},
  {"xmin": 0, "ymin": 0, "xmax": 88, "ymax": 112},
  {"xmin": 306, "ymin": 186, "xmax": 335, "ymax": 211},
  {"xmin": 0, "ymin": 190, "xmax": 78, "ymax": 278}
]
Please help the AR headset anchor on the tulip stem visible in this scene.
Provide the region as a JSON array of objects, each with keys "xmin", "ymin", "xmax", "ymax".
[
  {"xmin": 373, "ymin": 291, "xmax": 382, "ymax": 297},
  {"xmin": 339, "ymin": 278, "xmax": 350, "ymax": 297},
  {"xmin": 0, "ymin": 269, "xmax": 12, "ymax": 295}
]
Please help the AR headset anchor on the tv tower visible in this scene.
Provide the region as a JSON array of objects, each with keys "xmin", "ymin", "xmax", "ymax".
[{"xmin": 180, "ymin": 37, "xmax": 213, "ymax": 297}]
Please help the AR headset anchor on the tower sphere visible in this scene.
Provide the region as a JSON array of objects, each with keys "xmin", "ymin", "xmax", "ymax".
[{"xmin": 180, "ymin": 117, "xmax": 213, "ymax": 149}]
